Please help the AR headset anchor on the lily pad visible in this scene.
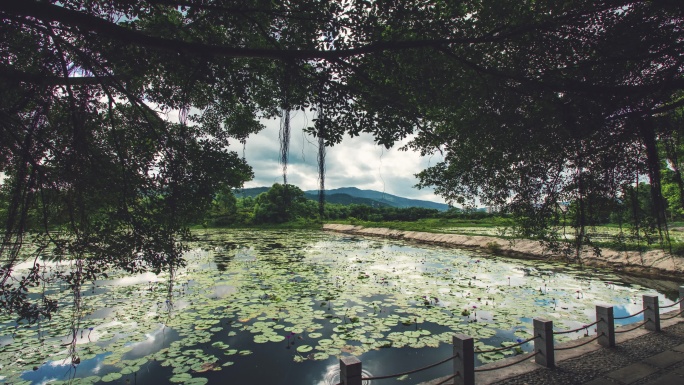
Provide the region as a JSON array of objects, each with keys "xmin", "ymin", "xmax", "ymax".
[
  {"xmin": 169, "ymin": 373, "xmax": 193, "ymax": 383},
  {"xmin": 101, "ymin": 372, "xmax": 122, "ymax": 382},
  {"xmin": 0, "ymin": 229, "xmax": 672, "ymax": 385}
]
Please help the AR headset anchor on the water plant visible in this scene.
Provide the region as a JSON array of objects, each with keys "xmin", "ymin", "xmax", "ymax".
[{"xmin": 0, "ymin": 229, "xmax": 674, "ymax": 385}]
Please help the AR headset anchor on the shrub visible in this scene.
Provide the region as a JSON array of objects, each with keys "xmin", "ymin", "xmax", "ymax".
[{"xmin": 485, "ymin": 241, "xmax": 502, "ymax": 253}]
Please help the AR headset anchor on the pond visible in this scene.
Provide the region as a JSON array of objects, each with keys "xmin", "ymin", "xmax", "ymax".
[{"xmin": 1, "ymin": 229, "xmax": 681, "ymax": 385}]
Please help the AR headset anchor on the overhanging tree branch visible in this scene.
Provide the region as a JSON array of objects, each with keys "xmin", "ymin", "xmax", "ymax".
[
  {"xmin": 437, "ymin": 46, "xmax": 684, "ymax": 99},
  {"xmin": 1, "ymin": 1, "xmax": 468, "ymax": 60}
]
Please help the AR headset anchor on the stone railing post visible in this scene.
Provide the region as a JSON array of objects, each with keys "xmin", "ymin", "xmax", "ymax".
[
  {"xmin": 596, "ymin": 305, "xmax": 615, "ymax": 347},
  {"xmin": 643, "ymin": 295, "xmax": 660, "ymax": 332},
  {"xmin": 533, "ymin": 317, "xmax": 554, "ymax": 368},
  {"xmin": 680, "ymin": 286, "xmax": 684, "ymax": 317},
  {"xmin": 340, "ymin": 356, "xmax": 362, "ymax": 385},
  {"xmin": 453, "ymin": 334, "xmax": 474, "ymax": 385}
]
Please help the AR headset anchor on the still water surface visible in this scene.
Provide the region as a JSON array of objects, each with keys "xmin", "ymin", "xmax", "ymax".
[{"xmin": 2, "ymin": 229, "xmax": 681, "ymax": 385}]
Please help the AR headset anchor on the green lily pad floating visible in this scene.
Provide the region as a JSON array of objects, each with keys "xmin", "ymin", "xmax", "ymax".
[
  {"xmin": 479, "ymin": 351, "xmax": 506, "ymax": 362},
  {"xmin": 172, "ymin": 365, "xmax": 191, "ymax": 374},
  {"xmin": 101, "ymin": 372, "xmax": 123, "ymax": 382},
  {"xmin": 254, "ymin": 334, "xmax": 270, "ymax": 343},
  {"xmin": 211, "ymin": 341, "xmax": 229, "ymax": 349},
  {"xmin": 406, "ymin": 330, "xmax": 422, "ymax": 337},
  {"xmin": 120, "ymin": 366, "xmax": 139, "ymax": 374},
  {"xmin": 79, "ymin": 376, "xmax": 101, "ymax": 384},
  {"xmin": 169, "ymin": 373, "xmax": 193, "ymax": 383},
  {"xmin": 185, "ymin": 378, "xmax": 209, "ymax": 385},
  {"xmin": 238, "ymin": 350, "xmax": 253, "ymax": 356},
  {"xmin": 269, "ymin": 334, "xmax": 286, "ymax": 342},
  {"xmin": 296, "ymin": 345, "xmax": 313, "ymax": 353},
  {"xmin": 222, "ymin": 361, "xmax": 235, "ymax": 367},
  {"xmin": 0, "ymin": 229, "xmax": 674, "ymax": 385},
  {"xmin": 192, "ymin": 361, "xmax": 219, "ymax": 373}
]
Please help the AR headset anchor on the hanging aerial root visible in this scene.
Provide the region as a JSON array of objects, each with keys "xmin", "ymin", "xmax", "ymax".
[{"xmin": 279, "ymin": 108, "xmax": 290, "ymax": 185}]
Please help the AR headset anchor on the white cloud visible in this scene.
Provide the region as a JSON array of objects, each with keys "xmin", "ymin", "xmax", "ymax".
[{"xmin": 242, "ymin": 111, "xmax": 446, "ymax": 203}]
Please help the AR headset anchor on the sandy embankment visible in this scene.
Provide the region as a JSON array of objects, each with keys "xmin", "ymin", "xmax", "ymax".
[{"xmin": 322, "ymin": 224, "xmax": 684, "ymax": 279}]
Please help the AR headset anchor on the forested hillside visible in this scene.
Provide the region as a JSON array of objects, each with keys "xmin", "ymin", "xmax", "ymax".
[{"xmin": 235, "ymin": 186, "xmax": 448, "ymax": 210}]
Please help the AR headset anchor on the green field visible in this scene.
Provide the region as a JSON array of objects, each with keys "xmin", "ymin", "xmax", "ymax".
[{"xmin": 326, "ymin": 218, "xmax": 684, "ymax": 255}]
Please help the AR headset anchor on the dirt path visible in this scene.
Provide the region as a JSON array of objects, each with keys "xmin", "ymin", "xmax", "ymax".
[{"xmin": 322, "ymin": 224, "xmax": 684, "ymax": 279}]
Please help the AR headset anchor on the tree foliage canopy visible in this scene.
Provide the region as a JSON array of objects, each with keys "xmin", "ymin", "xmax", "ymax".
[{"xmin": 1, "ymin": 0, "xmax": 683, "ymax": 322}]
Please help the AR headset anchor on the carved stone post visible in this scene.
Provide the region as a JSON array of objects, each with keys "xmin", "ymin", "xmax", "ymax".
[
  {"xmin": 596, "ymin": 305, "xmax": 615, "ymax": 347},
  {"xmin": 340, "ymin": 356, "xmax": 362, "ymax": 385},
  {"xmin": 534, "ymin": 317, "xmax": 554, "ymax": 368},
  {"xmin": 453, "ymin": 334, "xmax": 474, "ymax": 385},
  {"xmin": 643, "ymin": 295, "xmax": 660, "ymax": 332},
  {"xmin": 679, "ymin": 286, "xmax": 684, "ymax": 318}
]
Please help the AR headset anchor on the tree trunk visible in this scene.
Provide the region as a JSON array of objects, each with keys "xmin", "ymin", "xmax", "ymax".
[
  {"xmin": 663, "ymin": 132, "xmax": 684, "ymax": 210},
  {"xmin": 637, "ymin": 116, "xmax": 667, "ymax": 233}
]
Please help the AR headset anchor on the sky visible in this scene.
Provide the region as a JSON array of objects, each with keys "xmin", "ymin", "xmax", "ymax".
[
  {"xmin": 0, "ymin": 107, "xmax": 447, "ymax": 204},
  {"xmin": 241, "ymin": 110, "xmax": 448, "ymax": 204}
]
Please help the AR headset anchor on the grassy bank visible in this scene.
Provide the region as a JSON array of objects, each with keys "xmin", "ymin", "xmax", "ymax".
[
  {"xmin": 191, "ymin": 218, "xmax": 324, "ymax": 231},
  {"xmin": 325, "ymin": 218, "xmax": 684, "ymax": 256},
  {"xmin": 195, "ymin": 216, "xmax": 684, "ymax": 256},
  {"xmin": 326, "ymin": 217, "xmax": 515, "ymax": 235}
]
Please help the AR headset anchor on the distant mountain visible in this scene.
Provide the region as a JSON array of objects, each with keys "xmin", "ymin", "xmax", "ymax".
[
  {"xmin": 306, "ymin": 187, "xmax": 449, "ymax": 211},
  {"xmin": 234, "ymin": 186, "xmax": 449, "ymax": 211},
  {"xmin": 234, "ymin": 187, "xmax": 391, "ymax": 207},
  {"xmin": 303, "ymin": 192, "xmax": 391, "ymax": 208}
]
